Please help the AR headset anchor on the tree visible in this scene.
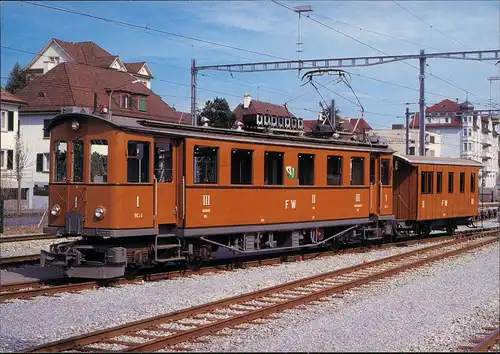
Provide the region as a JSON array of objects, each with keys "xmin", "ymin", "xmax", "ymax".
[
  {"xmin": 5, "ymin": 62, "xmax": 28, "ymax": 94},
  {"xmin": 319, "ymin": 101, "xmax": 342, "ymax": 131},
  {"xmin": 199, "ymin": 97, "xmax": 236, "ymax": 128}
]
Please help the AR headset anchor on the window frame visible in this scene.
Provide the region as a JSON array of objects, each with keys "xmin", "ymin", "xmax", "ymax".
[
  {"xmin": 90, "ymin": 139, "xmax": 109, "ymax": 183},
  {"xmin": 154, "ymin": 142, "xmax": 173, "ymax": 183},
  {"xmin": 53, "ymin": 141, "xmax": 68, "ymax": 183},
  {"xmin": 459, "ymin": 172, "xmax": 465, "ymax": 193},
  {"xmin": 264, "ymin": 151, "xmax": 284, "ymax": 186},
  {"xmin": 43, "ymin": 119, "xmax": 50, "ymax": 139},
  {"xmin": 298, "ymin": 153, "xmax": 315, "ymax": 186},
  {"xmin": 72, "ymin": 140, "xmax": 84, "ymax": 183},
  {"xmin": 448, "ymin": 172, "xmax": 454, "ymax": 193},
  {"xmin": 350, "ymin": 156, "xmax": 365, "ymax": 186},
  {"xmin": 193, "ymin": 145, "xmax": 219, "ymax": 185},
  {"xmin": 0, "ymin": 111, "xmax": 6, "ymax": 132},
  {"xmin": 327, "ymin": 155, "xmax": 343, "ymax": 186},
  {"xmin": 139, "ymin": 97, "xmax": 147, "ymax": 112},
  {"xmin": 421, "ymin": 171, "xmax": 434, "ymax": 194},
  {"xmin": 0, "ymin": 150, "xmax": 5, "ymax": 169},
  {"xmin": 436, "ymin": 171, "xmax": 443, "ymax": 194},
  {"xmin": 127, "ymin": 140, "xmax": 151, "ymax": 183},
  {"xmin": 231, "ymin": 148, "xmax": 253, "ymax": 185},
  {"xmin": 470, "ymin": 172, "xmax": 476, "ymax": 193},
  {"xmin": 381, "ymin": 158, "xmax": 391, "ymax": 186}
]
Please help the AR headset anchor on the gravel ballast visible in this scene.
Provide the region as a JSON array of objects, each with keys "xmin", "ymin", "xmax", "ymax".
[
  {"xmin": 194, "ymin": 243, "xmax": 500, "ymax": 352},
  {"xmin": 0, "ymin": 237, "xmax": 478, "ymax": 352},
  {"xmin": 0, "ymin": 238, "xmax": 76, "ymax": 258}
]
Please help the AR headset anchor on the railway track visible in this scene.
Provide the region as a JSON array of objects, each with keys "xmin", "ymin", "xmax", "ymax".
[
  {"xmin": 458, "ymin": 325, "xmax": 500, "ymax": 352},
  {"xmin": 23, "ymin": 230, "xmax": 499, "ymax": 353},
  {"xmin": 0, "ymin": 254, "xmax": 40, "ymax": 267},
  {"xmin": 1, "ymin": 228, "xmax": 496, "ymax": 302}
]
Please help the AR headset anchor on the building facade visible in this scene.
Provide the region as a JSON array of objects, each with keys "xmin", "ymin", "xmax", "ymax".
[
  {"xmin": 374, "ymin": 127, "xmax": 441, "ymax": 157},
  {"xmin": 409, "ymin": 99, "xmax": 499, "ymax": 196}
]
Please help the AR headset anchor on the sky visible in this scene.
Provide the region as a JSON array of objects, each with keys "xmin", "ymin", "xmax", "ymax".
[{"xmin": 1, "ymin": 0, "xmax": 499, "ymax": 130}]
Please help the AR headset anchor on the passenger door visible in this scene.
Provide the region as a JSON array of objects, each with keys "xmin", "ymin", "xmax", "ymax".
[
  {"xmin": 153, "ymin": 139, "xmax": 178, "ymax": 227},
  {"xmin": 369, "ymin": 154, "xmax": 380, "ymax": 215}
]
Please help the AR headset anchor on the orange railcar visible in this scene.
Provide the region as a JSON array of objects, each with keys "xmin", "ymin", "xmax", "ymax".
[
  {"xmin": 393, "ymin": 154, "xmax": 481, "ymax": 234},
  {"xmin": 42, "ymin": 113, "xmax": 395, "ymax": 278}
]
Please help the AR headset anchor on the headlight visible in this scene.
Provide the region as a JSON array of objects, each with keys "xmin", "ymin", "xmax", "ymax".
[
  {"xmin": 50, "ymin": 204, "xmax": 61, "ymax": 216},
  {"xmin": 94, "ymin": 207, "xmax": 105, "ymax": 219},
  {"xmin": 71, "ymin": 121, "xmax": 80, "ymax": 131}
]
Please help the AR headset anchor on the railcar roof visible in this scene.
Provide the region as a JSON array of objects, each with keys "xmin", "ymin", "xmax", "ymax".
[
  {"xmin": 49, "ymin": 113, "xmax": 395, "ymax": 153},
  {"xmin": 395, "ymin": 154, "xmax": 483, "ymax": 167}
]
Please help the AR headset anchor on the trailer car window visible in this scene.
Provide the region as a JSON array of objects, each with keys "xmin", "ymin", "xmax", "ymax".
[
  {"xmin": 448, "ymin": 172, "xmax": 454, "ymax": 193},
  {"xmin": 381, "ymin": 159, "xmax": 390, "ymax": 185},
  {"xmin": 72, "ymin": 140, "xmax": 84, "ymax": 182},
  {"xmin": 90, "ymin": 140, "xmax": 108, "ymax": 183},
  {"xmin": 298, "ymin": 154, "xmax": 315, "ymax": 185},
  {"xmin": 127, "ymin": 141, "xmax": 150, "ymax": 183},
  {"xmin": 470, "ymin": 172, "xmax": 476, "ymax": 193},
  {"xmin": 194, "ymin": 146, "xmax": 218, "ymax": 184},
  {"xmin": 264, "ymin": 151, "xmax": 283, "ymax": 185},
  {"xmin": 54, "ymin": 141, "xmax": 67, "ymax": 182},
  {"xmin": 154, "ymin": 142, "xmax": 173, "ymax": 182},
  {"xmin": 231, "ymin": 149, "xmax": 253, "ymax": 185},
  {"xmin": 350, "ymin": 157, "xmax": 365, "ymax": 185},
  {"xmin": 436, "ymin": 172, "xmax": 443, "ymax": 193},
  {"xmin": 459, "ymin": 172, "xmax": 465, "ymax": 193},
  {"xmin": 327, "ymin": 155, "xmax": 342, "ymax": 185},
  {"xmin": 421, "ymin": 172, "xmax": 433, "ymax": 194}
]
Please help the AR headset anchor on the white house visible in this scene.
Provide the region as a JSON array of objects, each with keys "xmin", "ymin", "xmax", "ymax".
[
  {"xmin": 0, "ymin": 87, "xmax": 35, "ymax": 210},
  {"xmin": 24, "ymin": 38, "xmax": 154, "ymax": 89},
  {"xmin": 410, "ymin": 99, "xmax": 500, "ymax": 197}
]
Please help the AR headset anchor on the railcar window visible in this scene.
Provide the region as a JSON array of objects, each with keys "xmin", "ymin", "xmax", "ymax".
[
  {"xmin": 54, "ymin": 141, "xmax": 67, "ymax": 182},
  {"xmin": 127, "ymin": 141, "xmax": 150, "ymax": 183},
  {"xmin": 298, "ymin": 154, "xmax": 315, "ymax": 185},
  {"xmin": 421, "ymin": 172, "xmax": 434, "ymax": 194},
  {"xmin": 264, "ymin": 151, "xmax": 284, "ymax": 185},
  {"xmin": 90, "ymin": 140, "xmax": 108, "ymax": 183},
  {"xmin": 194, "ymin": 146, "xmax": 218, "ymax": 184},
  {"xmin": 448, "ymin": 172, "xmax": 454, "ymax": 193},
  {"xmin": 154, "ymin": 142, "xmax": 173, "ymax": 182},
  {"xmin": 72, "ymin": 140, "xmax": 84, "ymax": 182},
  {"xmin": 381, "ymin": 159, "xmax": 391, "ymax": 185},
  {"xmin": 459, "ymin": 172, "xmax": 465, "ymax": 193},
  {"xmin": 437, "ymin": 172, "xmax": 443, "ymax": 193},
  {"xmin": 370, "ymin": 157, "xmax": 376, "ymax": 184},
  {"xmin": 350, "ymin": 157, "xmax": 365, "ymax": 185},
  {"xmin": 471, "ymin": 172, "xmax": 476, "ymax": 193},
  {"xmin": 231, "ymin": 149, "xmax": 253, "ymax": 185},
  {"xmin": 327, "ymin": 155, "xmax": 342, "ymax": 185}
]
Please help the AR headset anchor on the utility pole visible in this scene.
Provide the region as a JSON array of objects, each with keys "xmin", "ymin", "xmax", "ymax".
[
  {"xmin": 329, "ymin": 98, "xmax": 335, "ymax": 130},
  {"xmin": 419, "ymin": 49, "xmax": 426, "ymax": 156},
  {"xmin": 405, "ymin": 106, "xmax": 410, "ymax": 155},
  {"xmin": 191, "ymin": 59, "xmax": 197, "ymax": 126}
]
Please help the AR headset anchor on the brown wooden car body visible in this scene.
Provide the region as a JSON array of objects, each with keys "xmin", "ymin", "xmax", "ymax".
[{"xmin": 40, "ymin": 113, "xmax": 481, "ymax": 279}]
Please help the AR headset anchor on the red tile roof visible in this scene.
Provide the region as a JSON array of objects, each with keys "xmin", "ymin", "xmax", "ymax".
[
  {"xmin": 349, "ymin": 118, "xmax": 372, "ymax": 133},
  {"xmin": 426, "ymin": 99, "xmax": 461, "ymax": 113},
  {"xmin": 1, "ymin": 87, "xmax": 28, "ymax": 105},
  {"xmin": 124, "ymin": 62, "xmax": 146, "ymax": 74},
  {"xmin": 233, "ymin": 99, "xmax": 295, "ymax": 122},
  {"xmin": 16, "ymin": 62, "xmax": 178, "ymax": 123},
  {"xmin": 53, "ymin": 39, "xmax": 119, "ymax": 69},
  {"xmin": 172, "ymin": 110, "xmax": 193, "ymax": 125}
]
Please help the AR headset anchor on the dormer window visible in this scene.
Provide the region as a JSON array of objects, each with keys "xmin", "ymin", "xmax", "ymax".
[
  {"xmin": 139, "ymin": 97, "xmax": 146, "ymax": 112},
  {"xmin": 121, "ymin": 94, "xmax": 131, "ymax": 109}
]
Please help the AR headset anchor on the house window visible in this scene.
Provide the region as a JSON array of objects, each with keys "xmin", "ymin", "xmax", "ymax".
[
  {"xmin": 437, "ymin": 172, "xmax": 443, "ymax": 194},
  {"xmin": 72, "ymin": 140, "xmax": 84, "ymax": 182},
  {"xmin": 36, "ymin": 153, "xmax": 50, "ymax": 172},
  {"xmin": 0, "ymin": 150, "xmax": 4, "ymax": 169},
  {"xmin": 0, "ymin": 150, "xmax": 13, "ymax": 170},
  {"xmin": 54, "ymin": 141, "xmax": 67, "ymax": 182},
  {"xmin": 298, "ymin": 153, "xmax": 315, "ymax": 185},
  {"xmin": 33, "ymin": 184, "xmax": 49, "ymax": 196},
  {"xmin": 6, "ymin": 111, "xmax": 14, "ymax": 132},
  {"xmin": 139, "ymin": 97, "xmax": 147, "ymax": 112},
  {"xmin": 350, "ymin": 157, "xmax": 365, "ymax": 185},
  {"xmin": 327, "ymin": 155, "xmax": 342, "ymax": 185},
  {"xmin": 90, "ymin": 140, "xmax": 108, "ymax": 183},
  {"xmin": 463, "ymin": 143, "xmax": 467, "ymax": 151},
  {"xmin": 264, "ymin": 151, "xmax": 283, "ymax": 185},
  {"xmin": 127, "ymin": 141, "xmax": 150, "ymax": 183},
  {"xmin": 463, "ymin": 129, "xmax": 467, "ymax": 137},
  {"xmin": 194, "ymin": 146, "xmax": 218, "ymax": 184},
  {"xmin": 381, "ymin": 159, "xmax": 391, "ymax": 185},
  {"xmin": 470, "ymin": 172, "xmax": 476, "ymax": 193},
  {"xmin": 445, "ymin": 118, "xmax": 449, "ymax": 123},
  {"xmin": 154, "ymin": 142, "xmax": 173, "ymax": 183},
  {"xmin": 429, "ymin": 135, "xmax": 435, "ymax": 144},
  {"xmin": 421, "ymin": 171, "xmax": 433, "ymax": 194},
  {"xmin": 121, "ymin": 95, "xmax": 131, "ymax": 109},
  {"xmin": 459, "ymin": 172, "xmax": 465, "ymax": 193},
  {"xmin": 231, "ymin": 149, "xmax": 253, "ymax": 185},
  {"xmin": 448, "ymin": 172, "xmax": 454, "ymax": 193},
  {"xmin": 43, "ymin": 119, "xmax": 50, "ymax": 138},
  {"xmin": 1, "ymin": 111, "xmax": 7, "ymax": 131},
  {"xmin": 409, "ymin": 147, "xmax": 415, "ymax": 155}
]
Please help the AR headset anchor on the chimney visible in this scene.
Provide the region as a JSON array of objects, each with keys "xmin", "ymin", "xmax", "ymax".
[{"xmin": 243, "ymin": 93, "xmax": 252, "ymax": 109}]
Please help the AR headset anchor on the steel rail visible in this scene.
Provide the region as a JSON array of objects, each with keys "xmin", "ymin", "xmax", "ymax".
[
  {"xmin": 472, "ymin": 327, "xmax": 500, "ymax": 352},
  {"xmin": 2, "ymin": 227, "xmax": 498, "ymax": 302},
  {"xmin": 0, "ymin": 254, "xmax": 40, "ymax": 266},
  {"xmin": 24, "ymin": 232, "xmax": 498, "ymax": 353},
  {"xmin": 0, "ymin": 234, "xmax": 60, "ymax": 244}
]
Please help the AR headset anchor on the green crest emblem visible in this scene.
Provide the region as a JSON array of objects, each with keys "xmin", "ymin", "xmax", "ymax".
[{"xmin": 285, "ymin": 166, "xmax": 296, "ymax": 180}]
